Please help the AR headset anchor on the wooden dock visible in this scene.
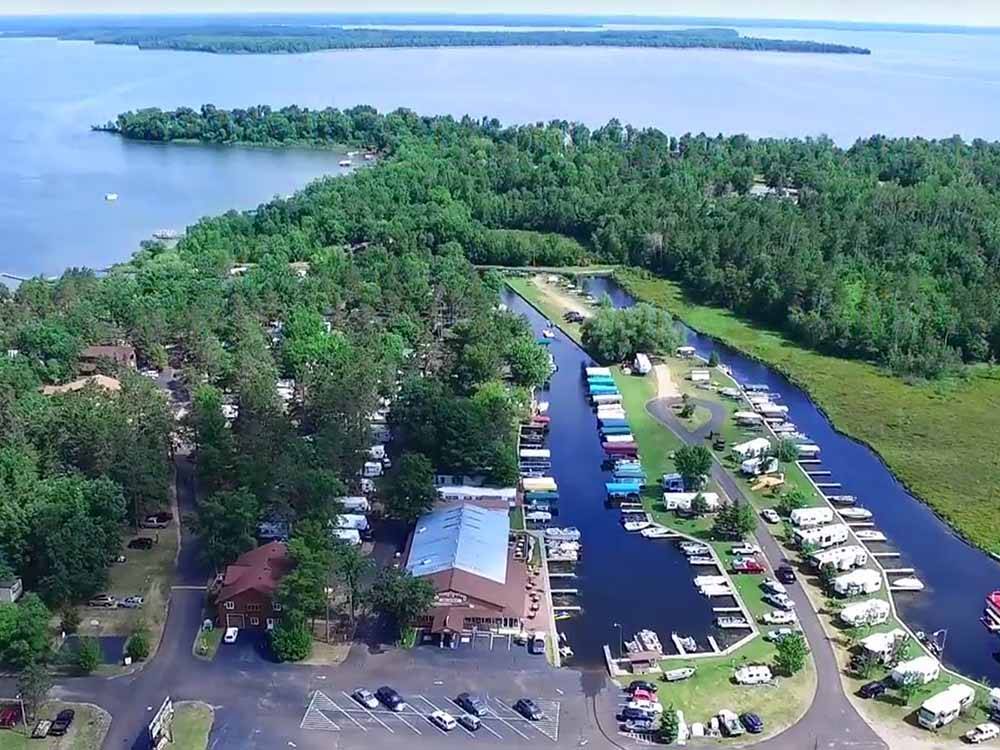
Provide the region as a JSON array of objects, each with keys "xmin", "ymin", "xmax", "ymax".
[
  {"xmin": 708, "ymin": 636, "xmax": 722, "ymax": 654},
  {"xmin": 815, "ymin": 482, "xmax": 842, "ymax": 489},
  {"xmin": 884, "ymin": 568, "xmax": 916, "ymax": 575},
  {"xmin": 847, "ymin": 521, "xmax": 875, "ymax": 527},
  {"xmin": 550, "ymin": 588, "xmax": 579, "ymax": 595},
  {"xmin": 805, "ymin": 470, "xmax": 832, "ymax": 476},
  {"xmin": 871, "ymin": 552, "xmax": 900, "ymax": 558},
  {"xmin": 548, "ymin": 572, "xmax": 576, "ymax": 578},
  {"xmin": 713, "ymin": 606, "xmax": 742, "ymax": 613},
  {"xmin": 797, "ymin": 459, "xmax": 821, "ymax": 465},
  {"xmin": 552, "ymin": 605, "xmax": 581, "ymax": 612},
  {"xmin": 671, "ymin": 633, "xmax": 689, "ymax": 655}
]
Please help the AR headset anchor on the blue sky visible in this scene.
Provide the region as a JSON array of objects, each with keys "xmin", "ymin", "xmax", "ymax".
[{"xmin": 2, "ymin": 0, "xmax": 999, "ymax": 26}]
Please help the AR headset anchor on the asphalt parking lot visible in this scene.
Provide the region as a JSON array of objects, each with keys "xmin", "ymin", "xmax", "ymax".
[{"xmin": 301, "ymin": 690, "xmax": 561, "ymax": 743}]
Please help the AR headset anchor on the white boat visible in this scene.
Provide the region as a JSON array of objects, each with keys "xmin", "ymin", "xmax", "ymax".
[
  {"xmin": 363, "ymin": 152, "xmax": 376, "ymax": 160},
  {"xmin": 542, "ymin": 329, "xmax": 555, "ymax": 339},
  {"xmin": 547, "ymin": 540, "xmax": 581, "ymax": 553},
  {"xmin": 544, "ymin": 527, "xmax": 581, "ymax": 541},
  {"xmin": 694, "ymin": 575, "xmax": 728, "ymax": 587},
  {"xmin": 524, "ymin": 511, "xmax": 552, "ymax": 523},
  {"xmin": 640, "ymin": 527, "xmax": 673, "ymax": 539},
  {"xmin": 548, "ymin": 549, "xmax": 578, "ymax": 562},
  {"xmin": 559, "ymin": 645, "xmax": 574, "ymax": 659},
  {"xmin": 827, "ymin": 494, "xmax": 857, "ymax": 506},
  {"xmin": 680, "ymin": 542, "xmax": 710, "ymax": 555},
  {"xmin": 662, "ymin": 667, "xmax": 696, "ymax": 682},
  {"xmin": 892, "ymin": 577, "xmax": 925, "ymax": 591},
  {"xmin": 854, "ymin": 529, "xmax": 887, "ymax": 542},
  {"xmin": 838, "ymin": 507, "xmax": 873, "ymax": 520},
  {"xmin": 104, "ymin": 192, "xmax": 118, "ymax": 201},
  {"xmin": 338, "ymin": 159, "xmax": 352, "ymax": 167},
  {"xmin": 636, "ymin": 629, "xmax": 663, "ymax": 653},
  {"xmin": 716, "ymin": 616, "xmax": 751, "ymax": 629},
  {"xmin": 623, "ymin": 520, "xmax": 652, "ymax": 532},
  {"xmin": 673, "ymin": 634, "xmax": 698, "ymax": 652},
  {"xmin": 699, "ymin": 583, "xmax": 733, "ymax": 597},
  {"xmin": 688, "ymin": 556, "xmax": 716, "ymax": 566}
]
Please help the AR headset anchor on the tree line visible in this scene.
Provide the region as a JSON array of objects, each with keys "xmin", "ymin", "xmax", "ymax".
[{"xmin": 109, "ymin": 105, "xmax": 1000, "ymax": 378}]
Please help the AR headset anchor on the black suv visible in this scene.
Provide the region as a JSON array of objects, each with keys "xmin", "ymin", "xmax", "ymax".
[
  {"xmin": 858, "ymin": 680, "xmax": 888, "ymax": 699},
  {"xmin": 513, "ymin": 698, "xmax": 544, "ymax": 721},
  {"xmin": 48, "ymin": 709, "xmax": 75, "ymax": 737},
  {"xmin": 127, "ymin": 537, "xmax": 154, "ymax": 550},
  {"xmin": 776, "ymin": 565, "xmax": 797, "ymax": 584},
  {"xmin": 375, "ymin": 686, "xmax": 407, "ymax": 712},
  {"xmin": 455, "ymin": 693, "xmax": 488, "ymax": 717}
]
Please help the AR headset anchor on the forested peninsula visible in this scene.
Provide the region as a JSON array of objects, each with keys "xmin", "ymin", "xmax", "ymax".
[{"xmin": 4, "ymin": 23, "xmax": 870, "ymax": 55}]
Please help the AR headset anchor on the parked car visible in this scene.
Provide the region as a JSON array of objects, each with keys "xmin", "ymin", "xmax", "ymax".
[
  {"xmin": 761, "ymin": 609, "xmax": 796, "ymax": 625},
  {"xmin": 732, "ymin": 558, "xmax": 765, "ymax": 574},
  {"xmin": 351, "ymin": 689, "xmax": 379, "ymax": 710},
  {"xmin": 623, "ymin": 718, "xmax": 657, "ymax": 733},
  {"xmin": 529, "ymin": 631, "xmax": 546, "ymax": 655},
  {"xmin": 147, "ymin": 511, "xmax": 173, "ymax": 523},
  {"xmin": 223, "ymin": 627, "xmax": 239, "ymax": 644},
  {"xmin": 630, "ymin": 689, "xmax": 656, "ymax": 703},
  {"xmin": 740, "ymin": 712, "xmax": 764, "ymax": 734},
  {"xmin": 0, "ymin": 705, "xmax": 22, "ymax": 729},
  {"xmin": 626, "ymin": 699, "xmax": 662, "ymax": 714},
  {"xmin": 764, "ymin": 628, "xmax": 796, "ymax": 643},
  {"xmin": 48, "ymin": 709, "xmax": 75, "ymax": 737},
  {"xmin": 777, "ymin": 565, "xmax": 797, "ymax": 584},
  {"xmin": 31, "ymin": 720, "xmax": 51, "ymax": 738},
  {"xmin": 119, "ymin": 596, "xmax": 144, "ymax": 609},
  {"xmin": 127, "ymin": 537, "xmax": 154, "ymax": 550},
  {"xmin": 87, "ymin": 594, "xmax": 116, "ymax": 608},
  {"xmin": 457, "ymin": 714, "xmax": 481, "ymax": 732},
  {"xmin": 858, "ymin": 680, "xmax": 889, "ymax": 699},
  {"xmin": 513, "ymin": 698, "xmax": 544, "ymax": 721},
  {"xmin": 626, "ymin": 680, "xmax": 658, "ymax": 694},
  {"xmin": 966, "ymin": 722, "xmax": 1000, "ymax": 744},
  {"xmin": 761, "ymin": 508, "xmax": 780, "ymax": 524},
  {"xmin": 718, "ymin": 710, "xmax": 744, "ymax": 737},
  {"xmin": 760, "ymin": 578, "xmax": 787, "ymax": 595},
  {"xmin": 621, "ymin": 706, "xmax": 657, "ymax": 722},
  {"xmin": 762, "ymin": 592, "xmax": 795, "ymax": 611},
  {"xmin": 429, "ymin": 710, "xmax": 457, "ymax": 732},
  {"xmin": 455, "ymin": 693, "xmax": 487, "ymax": 717},
  {"xmin": 376, "ymin": 686, "xmax": 408, "ymax": 712}
]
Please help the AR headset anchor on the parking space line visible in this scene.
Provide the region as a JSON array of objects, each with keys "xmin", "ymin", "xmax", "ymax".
[
  {"xmin": 494, "ymin": 699, "xmax": 559, "ymax": 743},
  {"xmin": 392, "ymin": 708, "xmax": 423, "ymax": 735},
  {"xmin": 340, "ymin": 692, "xmax": 394, "ymax": 733},
  {"xmin": 326, "ymin": 698, "xmax": 367, "ymax": 732},
  {"xmin": 484, "ymin": 701, "xmax": 530, "ymax": 740},
  {"xmin": 414, "ymin": 696, "xmax": 478, "ymax": 738}
]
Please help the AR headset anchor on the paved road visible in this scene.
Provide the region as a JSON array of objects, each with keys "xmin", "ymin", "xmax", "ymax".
[{"xmin": 647, "ymin": 396, "xmax": 886, "ymax": 750}]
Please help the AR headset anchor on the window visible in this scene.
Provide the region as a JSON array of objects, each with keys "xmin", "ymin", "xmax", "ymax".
[
  {"xmin": 246, "ymin": 603, "xmax": 262, "ymax": 613},
  {"xmin": 224, "ymin": 601, "xmax": 234, "ymax": 610},
  {"xmin": 272, "ymin": 603, "xmax": 282, "ymax": 612},
  {"xmin": 249, "ymin": 617, "xmax": 260, "ymax": 626}
]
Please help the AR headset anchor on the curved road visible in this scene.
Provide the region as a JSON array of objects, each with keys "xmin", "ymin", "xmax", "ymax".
[{"xmin": 646, "ymin": 395, "xmax": 886, "ymax": 750}]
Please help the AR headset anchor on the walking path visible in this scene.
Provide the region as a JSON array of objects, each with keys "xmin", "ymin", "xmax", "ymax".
[{"xmin": 645, "ymin": 397, "xmax": 886, "ymax": 750}]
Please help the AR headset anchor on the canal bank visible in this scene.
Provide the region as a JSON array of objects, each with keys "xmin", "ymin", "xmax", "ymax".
[{"xmin": 580, "ymin": 275, "xmax": 1000, "ymax": 688}]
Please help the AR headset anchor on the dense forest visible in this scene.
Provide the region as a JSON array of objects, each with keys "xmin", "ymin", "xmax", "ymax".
[
  {"xmin": 0, "ymin": 142, "xmax": 549, "ymax": 658},
  {"xmin": 107, "ymin": 104, "xmax": 1000, "ymax": 377},
  {"xmin": 2, "ymin": 21, "xmax": 870, "ymax": 55}
]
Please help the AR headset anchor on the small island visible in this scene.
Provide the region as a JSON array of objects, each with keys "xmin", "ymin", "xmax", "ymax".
[{"xmin": 6, "ymin": 22, "xmax": 871, "ymax": 55}]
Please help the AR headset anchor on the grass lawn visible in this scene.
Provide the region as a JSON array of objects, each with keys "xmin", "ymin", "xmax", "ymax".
[
  {"xmin": 617, "ymin": 268, "xmax": 1000, "ymax": 554},
  {"xmin": 167, "ymin": 702, "xmax": 213, "ymax": 750},
  {"xmin": 505, "ymin": 276, "xmax": 587, "ymax": 344},
  {"xmin": 192, "ymin": 626, "xmax": 223, "ymax": 661},
  {"xmin": 0, "ymin": 702, "xmax": 110, "ymax": 750},
  {"xmin": 656, "ymin": 637, "xmax": 816, "ymax": 738}
]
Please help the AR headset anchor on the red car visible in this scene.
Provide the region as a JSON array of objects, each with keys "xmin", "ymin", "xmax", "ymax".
[
  {"xmin": 0, "ymin": 704, "xmax": 22, "ymax": 729},
  {"xmin": 631, "ymin": 689, "xmax": 656, "ymax": 703},
  {"xmin": 732, "ymin": 558, "xmax": 765, "ymax": 574}
]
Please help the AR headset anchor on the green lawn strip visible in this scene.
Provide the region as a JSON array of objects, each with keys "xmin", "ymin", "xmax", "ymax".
[
  {"xmin": 510, "ymin": 505, "xmax": 525, "ymax": 531},
  {"xmin": 193, "ymin": 626, "xmax": 223, "ymax": 661},
  {"xmin": 0, "ymin": 702, "xmax": 109, "ymax": 750},
  {"xmin": 617, "ymin": 268, "xmax": 1000, "ymax": 554},
  {"xmin": 656, "ymin": 637, "xmax": 815, "ymax": 736},
  {"xmin": 168, "ymin": 702, "xmax": 214, "ymax": 750}
]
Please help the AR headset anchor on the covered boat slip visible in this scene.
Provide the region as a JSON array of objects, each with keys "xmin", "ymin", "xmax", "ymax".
[
  {"xmin": 600, "ymin": 424, "xmax": 632, "ymax": 436},
  {"xmin": 519, "ymin": 448, "xmax": 552, "ymax": 460},
  {"xmin": 598, "ymin": 416, "xmax": 629, "ymax": 428},
  {"xmin": 606, "ymin": 481, "xmax": 643, "ymax": 501}
]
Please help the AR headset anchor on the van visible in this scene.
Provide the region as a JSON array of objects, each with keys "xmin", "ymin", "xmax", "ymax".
[
  {"xmin": 917, "ymin": 684, "xmax": 975, "ymax": 730},
  {"xmin": 529, "ymin": 632, "xmax": 546, "ymax": 655}
]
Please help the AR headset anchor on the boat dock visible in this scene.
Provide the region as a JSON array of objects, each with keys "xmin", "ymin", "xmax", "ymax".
[
  {"xmin": 552, "ymin": 605, "xmax": 581, "ymax": 612},
  {"xmin": 671, "ymin": 633, "xmax": 690, "ymax": 655},
  {"xmin": 550, "ymin": 588, "xmax": 579, "ymax": 595},
  {"xmin": 713, "ymin": 606, "xmax": 742, "ymax": 613},
  {"xmin": 871, "ymin": 552, "xmax": 901, "ymax": 558},
  {"xmin": 797, "ymin": 459, "xmax": 822, "ymax": 465},
  {"xmin": 805, "ymin": 470, "xmax": 832, "ymax": 476},
  {"xmin": 815, "ymin": 482, "xmax": 842, "ymax": 489},
  {"xmin": 548, "ymin": 572, "xmax": 576, "ymax": 579},
  {"xmin": 847, "ymin": 521, "xmax": 875, "ymax": 527},
  {"xmin": 708, "ymin": 636, "xmax": 722, "ymax": 654},
  {"xmin": 884, "ymin": 568, "xmax": 916, "ymax": 575}
]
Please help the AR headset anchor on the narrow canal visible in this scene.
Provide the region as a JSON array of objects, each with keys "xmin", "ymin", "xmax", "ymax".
[
  {"xmin": 502, "ymin": 288, "xmax": 727, "ymax": 669},
  {"xmin": 583, "ymin": 275, "xmax": 1000, "ymax": 685}
]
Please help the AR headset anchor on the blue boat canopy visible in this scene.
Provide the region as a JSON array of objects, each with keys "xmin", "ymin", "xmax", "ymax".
[{"xmin": 606, "ymin": 481, "xmax": 642, "ymax": 493}]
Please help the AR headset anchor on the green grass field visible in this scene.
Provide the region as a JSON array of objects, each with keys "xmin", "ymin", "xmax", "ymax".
[
  {"xmin": 0, "ymin": 703, "xmax": 109, "ymax": 750},
  {"xmin": 617, "ymin": 268, "xmax": 1000, "ymax": 554},
  {"xmin": 168, "ymin": 702, "xmax": 213, "ymax": 750}
]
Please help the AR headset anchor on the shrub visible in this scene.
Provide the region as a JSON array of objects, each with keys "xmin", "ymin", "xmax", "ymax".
[
  {"xmin": 75, "ymin": 637, "xmax": 101, "ymax": 674},
  {"xmin": 126, "ymin": 628, "xmax": 151, "ymax": 661}
]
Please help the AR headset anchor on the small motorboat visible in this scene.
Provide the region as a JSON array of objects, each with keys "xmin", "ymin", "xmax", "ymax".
[
  {"xmin": 554, "ymin": 612, "xmax": 573, "ymax": 621},
  {"xmin": 640, "ymin": 526, "xmax": 673, "ymax": 539},
  {"xmin": 542, "ymin": 329, "xmax": 555, "ymax": 339},
  {"xmin": 338, "ymin": 159, "xmax": 352, "ymax": 167},
  {"xmin": 716, "ymin": 616, "xmax": 751, "ymax": 629},
  {"xmin": 679, "ymin": 541, "xmax": 710, "ymax": 555},
  {"xmin": 854, "ymin": 529, "xmax": 887, "ymax": 542},
  {"xmin": 892, "ymin": 577, "xmax": 925, "ymax": 591},
  {"xmin": 544, "ymin": 527, "xmax": 581, "ymax": 541},
  {"xmin": 827, "ymin": 494, "xmax": 857, "ymax": 506},
  {"xmin": 104, "ymin": 192, "xmax": 118, "ymax": 202},
  {"xmin": 662, "ymin": 666, "xmax": 696, "ymax": 682},
  {"xmin": 838, "ymin": 507, "xmax": 873, "ymax": 520},
  {"xmin": 688, "ymin": 556, "xmax": 717, "ymax": 566},
  {"xmin": 559, "ymin": 645, "xmax": 574, "ymax": 659},
  {"xmin": 547, "ymin": 541, "xmax": 581, "ymax": 553},
  {"xmin": 674, "ymin": 634, "xmax": 698, "ymax": 652},
  {"xmin": 524, "ymin": 511, "xmax": 552, "ymax": 523},
  {"xmin": 548, "ymin": 549, "xmax": 578, "ymax": 562},
  {"xmin": 623, "ymin": 519, "xmax": 652, "ymax": 532}
]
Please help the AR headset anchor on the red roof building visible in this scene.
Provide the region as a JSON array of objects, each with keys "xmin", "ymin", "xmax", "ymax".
[{"xmin": 215, "ymin": 542, "xmax": 291, "ymax": 631}]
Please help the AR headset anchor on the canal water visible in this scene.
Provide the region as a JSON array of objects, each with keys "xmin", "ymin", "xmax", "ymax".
[
  {"xmin": 583, "ymin": 275, "xmax": 1000, "ymax": 685},
  {"xmin": 501, "ymin": 288, "xmax": 743, "ymax": 669}
]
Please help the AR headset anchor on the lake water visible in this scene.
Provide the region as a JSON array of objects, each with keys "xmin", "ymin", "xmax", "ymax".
[
  {"xmin": 583, "ymin": 276, "xmax": 1000, "ymax": 685},
  {"xmin": 4, "ymin": 28, "xmax": 1000, "ymax": 276}
]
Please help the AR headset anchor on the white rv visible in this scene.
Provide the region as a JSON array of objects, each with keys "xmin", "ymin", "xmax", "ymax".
[
  {"xmin": 839, "ymin": 599, "xmax": 891, "ymax": 627},
  {"xmin": 634, "ymin": 353, "xmax": 652, "ymax": 375},
  {"xmin": 809, "ymin": 545, "xmax": 868, "ymax": 571},
  {"xmin": 917, "ymin": 684, "xmax": 975, "ymax": 730},
  {"xmin": 337, "ymin": 496, "xmax": 371, "ymax": 513},
  {"xmin": 662, "ymin": 492, "xmax": 721, "ymax": 512},
  {"xmin": 793, "ymin": 523, "xmax": 849, "ymax": 549},
  {"xmin": 335, "ymin": 514, "xmax": 370, "ymax": 532},
  {"xmin": 362, "ymin": 461, "xmax": 383, "ymax": 478},
  {"xmin": 858, "ymin": 629, "xmax": 908, "ymax": 664},
  {"xmin": 690, "ymin": 369, "xmax": 711, "ymax": 383},
  {"xmin": 732, "ymin": 438, "xmax": 771, "ymax": 461},
  {"xmin": 833, "ymin": 568, "xmax": 883, "ymax": 596},
  {"xmin": 891, "ymin": 656, "xmax": 941, "ymax": 686},
  {"xmin": 790, "ymin": 507, "xmax": 835, "ymax": 528}
]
